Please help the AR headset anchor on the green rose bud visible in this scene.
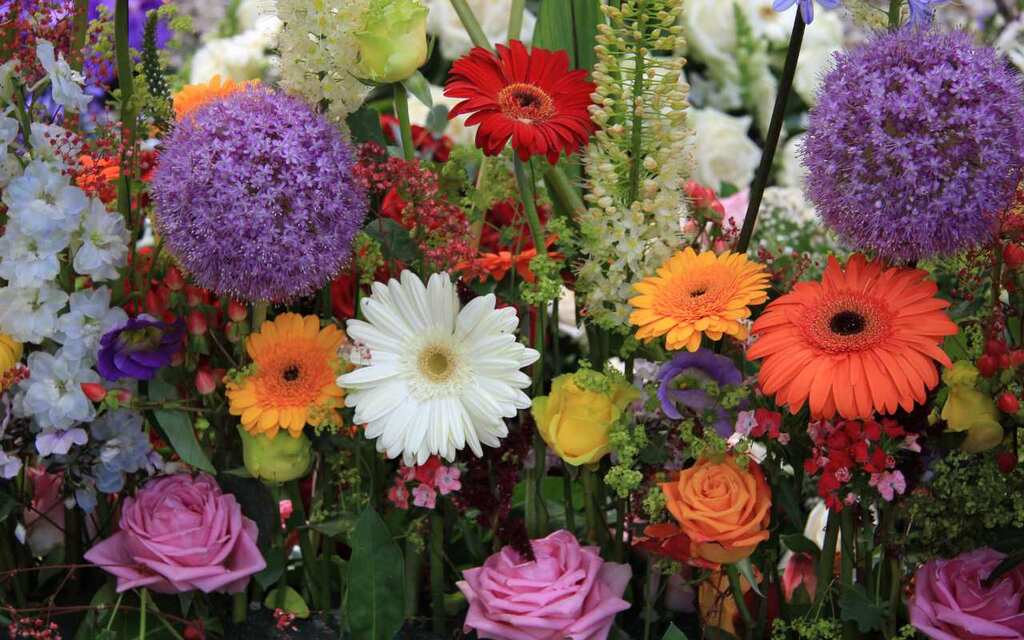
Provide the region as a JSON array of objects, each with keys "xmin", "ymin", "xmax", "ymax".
[
  {"xmin": 239, "ymin": 426, "xmax": 312, "ymax": 483},
  {"xmin": 355, "ymin": 0, "xmax": 429, "ymax": 83}
]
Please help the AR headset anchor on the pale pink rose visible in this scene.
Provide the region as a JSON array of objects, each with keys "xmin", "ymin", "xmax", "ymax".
[
  {"xmin": 24, "ymin": 467, "xmax": 64, "ymax": 557},
  {"xmin": 84, "ymin": 473, "xmax": 266, "ymax": 594},
  {"xmin": 458, "ymin": 529, "xmax": 632, "ymax": 640}
]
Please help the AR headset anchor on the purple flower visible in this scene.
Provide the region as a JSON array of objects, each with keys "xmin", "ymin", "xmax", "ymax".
[
  {"xmin": 97, "ymin": 315, "xmax": 183, "ymax": 381},
  {"xmin": 657, "ymin": 349, "xmax": 742, "ymax": 438},
  {"xmin": 36, "ymin": 427, "xmax": 88, "ymax": 457},
  {"xmin": 803, "ymin": 29, "xmax": 1024, "ymax": 262},
  {"xmin": 87, "ymin": 0, "xmax": 169, "ymax": 82},
  {"xmin": 907, "ymin": 0, "xmax": 946, "ymax": 26},
  {"xmin": 152, "ymin": 87, "xmax": 368, "ymax": 302},
  {"xmin": 772, "ymin": 0, "xmax": 841, "ymax": 23}
]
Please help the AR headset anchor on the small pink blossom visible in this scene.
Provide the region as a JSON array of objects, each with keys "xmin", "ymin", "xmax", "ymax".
[
  {"xmin": 869, "ymin": 470, "xmax": 906, "ymax": 502},
  {"xmin": 778, "ymin": 433, "xmax": 791, "ymax": 445},
  {"xmin": 902, "ymin": 434, "xmax": 921, "ymax": 452},
  {"xmin": 412, "ymin": 484, "xmax": 437, "ymax": 510},
  {"xmin": 399, "ymin": 465, "xmax": 416, "ymax": 483},
  {"xmin": 388, "ymin": 482, "xmax": 410, "ymax": 510},
  {"xmin": 278, "ymin": 499, "xmax": 293, "ymax": 528},
  {"xmin": 734, "ymin": 410, "xmax": 757, "ymax": 437},
  {"xmin": 834, "ymin": 467, "xmax": 851, "ymax": 483},
  {"xmin": 435, "ymin": 466, "xmax": 462, "ymax": 495}
]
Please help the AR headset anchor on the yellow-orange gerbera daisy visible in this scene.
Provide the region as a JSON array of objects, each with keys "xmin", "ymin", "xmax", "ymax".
[
  {"xmin": 227, "ymin": 313, "xmax": 345, "ymax": 439},
  {"xmin": 173, "ymin": 75, "xmax": 257, "ymax": 120},
  {"xmin": 747, "ymin": 254, "xmax": 958, "ymax": 419},
  {"xmin": 629, "ymin": 248, "xmax": 771, "ymax": 352}
]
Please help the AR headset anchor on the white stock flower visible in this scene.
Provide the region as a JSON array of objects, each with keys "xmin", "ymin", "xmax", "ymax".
[
  {"xmin": 36, "ymin": 40, "xmax": 91, "ymax": 113},
  {"xmin": 683, "ymin": 0, "xmax": 739, "ymax": 70},
  {"xmin": 793, "ymin": 10, "xmax": 843, "ymax": 105},
  {"xmin": 19, "ymin": 350, "xmax": 99, "ymax": 430},
  {"xmin": 338, "ymin": 271, "xmax": 539, "ymax": 465},
  {"xmin": 2, "ymin": 160, "xmax": 88, "ymax": 240},
  {"xmin": 424, "ymin": 0, "xmax": 536, "ymax": 60},
  {"xmin": 73, "ymin": 198, "xmax": 129, "ymax": 282},
  {"xmin": 776, "ymin": 133, "xmax": 807, "ymax": 189},
  {"xmin": 56, "ymin": 287, "xmax": 129, "ymax": 364},
  {"xmin": 0, "ymin": 225, "xmax": 66, "ymax": 288},
  {"xmin": 0, "ymin": 284, "xmax": 68, "ymax": 344},
  {"xmin": 190, "ymin": 17, "xmax": 282, "ymax": 83},
  {"xmin": 689, "ymin": 107, "xmax": 761, "ymax": 190}
]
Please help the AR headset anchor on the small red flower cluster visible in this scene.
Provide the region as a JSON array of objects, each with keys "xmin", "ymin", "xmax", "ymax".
[
  {"xmin": 5, "ymin": 615, "xmax": 61, "ymax": 640},
  {"xmin": 387, "ymin": 456, "xmax": 462, "ymax": 511},
  {"xmin": 804, "ymin": 419, "xmax": 915, "ymax": 511},
  {"xmin": 353, "ymin": 143, "xmax": 473, "ymax": 271}
]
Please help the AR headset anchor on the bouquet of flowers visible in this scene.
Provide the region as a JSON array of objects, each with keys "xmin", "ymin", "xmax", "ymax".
[{"xmin": 1, "ymin": 0, "xmax": 1023, "ymax": 638}]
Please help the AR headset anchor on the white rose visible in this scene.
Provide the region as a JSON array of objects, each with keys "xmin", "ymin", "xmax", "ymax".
[
  {"xmin": 190, "ymin": 18, "xmax": 281, "ymax": 83},
  {"xmin": 683, "ymin": 0, "xmax": 739, "ymax": 69},
  {"xmin": 689, "ymin": 107, "xmax": 761, "ymax": 190},
  {"xmin": 776, "ymin": 133, "xmax": 807, "ymax": 189},
  {"xmin": 740, "ymin": 0, "xmax": 797, "ymax": 44},
  {"xmin": 424, "ymin": 0, "xmax": 536, "ymax": 60},
  {"xmin": 793, "ymin": 10, "xmax": 843, "ymax": 105}
]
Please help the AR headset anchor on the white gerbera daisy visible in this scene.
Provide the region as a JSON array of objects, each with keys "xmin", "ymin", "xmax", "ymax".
[{"xmin": 337, "ymin": 271, "xmax": 539, "ymax": 465}]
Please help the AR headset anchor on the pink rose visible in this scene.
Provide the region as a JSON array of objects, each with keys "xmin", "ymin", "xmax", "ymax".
[
  {"xmin": 457, "ymin": 529, "xmax": 632, "ymax": 640},
  {"xmin": 84, "ymin": 473, "xmax": 266, "ymax": 594},
  {"xmin": 910, "ymin": 547, "xmax": 1024, "ymax": 640}
]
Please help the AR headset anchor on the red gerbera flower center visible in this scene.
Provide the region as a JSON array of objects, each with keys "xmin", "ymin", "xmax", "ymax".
[
  {"xmin": 497, "ymin": 83, "xmax": 556, "ymax": 123},
  {"xmin": 800, "ymin": 293, "xmax": 892, "ymax": 353}
]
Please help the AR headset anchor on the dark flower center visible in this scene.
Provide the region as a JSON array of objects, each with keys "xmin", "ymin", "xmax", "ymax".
[
  {"xmin": 689, "ymin": 288, "xmax": 707, "ymax": 298},
  {"xmin": 282, "ymin": 365, "xmax": 301, "ymax": 382},
  {"xmin": 830, "ymin": 311, "xmax": 866, "ymax": 336},
  {"xmin": 498, "ymin": 83, "xmax": 556, "ymax": 123}
]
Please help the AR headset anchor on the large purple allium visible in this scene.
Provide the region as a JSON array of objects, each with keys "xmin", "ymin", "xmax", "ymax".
[
  {"xmin": 152, "ymin": 87, "xmax": 368, "ymax": 302},
  {"xmin": 657, "ymin": 349, "xmax": 742, "ymax": 438},
  {"xmin": 97, "ymin": 315, "xmax": 183, "ymax": 381},
  {"xmin": 803, "ymin": 29, "xmax": 1024, "ymax": 262}
]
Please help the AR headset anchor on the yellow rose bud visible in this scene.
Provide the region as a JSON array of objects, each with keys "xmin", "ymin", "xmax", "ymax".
[
  {"xmin": 0, "ymin": 333, "xmax": 22, "ymax": 376},
  {"xmin": 532, "ymin": 371, "xmax": 640, "ymax": 466},
  {"xmin": 355, "ymin": 0, "xmax": 429, "ymax": 83},
  {"xmin": 940, "ymin": 361, "xmax": 1004, "ymax": 454},
  {"xmin": 239, "ymin": 426, "xmax": 312, "ymax": 483}
]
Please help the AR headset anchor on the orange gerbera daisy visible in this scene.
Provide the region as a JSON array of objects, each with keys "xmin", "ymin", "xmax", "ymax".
[
  {"xmin": 227, "ymin": 313, "xmax": 346, "ymax": 439},
  {"xmin": 173, "ymin": 75, "xmax": 257, "ymax": 120},
  {"xmin": 629, "ymin": 248, "xmax": 771, "ymax": 352},
  {"xmin": 747, "ymin": 253, "xmax": 958, "ymax": 419}
]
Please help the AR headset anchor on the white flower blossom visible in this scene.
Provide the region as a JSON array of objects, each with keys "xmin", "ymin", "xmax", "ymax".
[
  {"xmin": 18, "ymin": 350, "xmax": 99, "ymax": 431},
  {"xmin": 36, "ymin": 40, "xmax": 91, "ymax": 113},
  {"xmin": 56, "ymin": 287, "xmax": 129, "ymax": 364},
  {"xmin": 0, "ymin": 153, "xmax": 19, "ymax": 189},
  {"xmin": 0, "ymin": 116, "xmax": 17, "ymax": 153},
  {"xmin": 689, "ymin": 107, "xmax": 761, "ymax": 190},
  {"xmin": 0, "ymin": 284, "xmax": 69, "ymax": 344},
  {"xmin": 0, "ymin": 225, "xmax": 66, "ymax": 288},
  {"xmin": 2, "ymin": 160, "xmax": 88, "ymax": 241},
  {"xmin": 423, "ymin": 0, "xmax": 536, "ymax": 60},
  {"xmin": 73, "ymin": 198, "xmax": 129, "ymax": 282},
  {"xmin": 29, "ymin": 123, "xmax": 82, "ymax": 168}
]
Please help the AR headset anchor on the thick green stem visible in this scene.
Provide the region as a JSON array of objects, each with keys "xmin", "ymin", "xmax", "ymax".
[
  {"xmin": 448, "ymin": 0, "xmax": 495, "ymax": 51},
  {"xmin": 839, "ymin": 509, "xmax": 858, "ymax": 640},
  {"xmin": 888, "ymin": 0, "xmax": 903, "ymax": 29},
  {"xmin": 393, "ymin": 83, "xmax": 416, "ymax": 162},
  {"xmin": 735, "ymin": 12, "xmax": 805, "ymax": 254},
  {"xmin": 726, "ymin": 564, "xmax": 755, "ymax": 640},
  {"xmin": 285, "ymin": 480, "xmax": 327, "ymax": 611},
  {"xmin": 115, "ymin": 0, "xmax": 140, "ymax": 288},
  {"xmin": 65, "ymin": 505, "xmax": 83, "ymax": 596},
  {"xmin": 542, "ymin": 166, "xmax": 587, "ymax": 219},
  {"xmin": 626, "ymin": 50, "xmax": 646, "ymax": 205},
  {"xmin": 232, "ymin": 591, "xmax": 247, "ymax": 624},
  {"xmin": 71, "ymin": 0, "xmax": 90, "ymax": 72},
  {"xmin": 430, "ymin": 510, "xmax": 446, "ymax": 634},
  {"xmin": 613, "ymin": 498, "xmax": 625, "ymax": 562},
  {"xmin": 252, "ymin": 302, "xmax": 269, "ymax": 332},
  {"xmin": 507, "ymin": 0, "xmax": 526, "ymax": 41},
  {"xmin": 642, "ymin": 561, "xmax": 654, "ymax": 640},
  {"xmin": 404, "ymin": 539, "xmax": 423, "ymax": 619},
  {"xmin": 562, "ymin": 463, "xmax": 576, "ymax": 533},
  {"xmin": 581, "ymin": 466, "xmax": 607, "ymax": 546},
  {"xmin": 138, "ymin": 589, "xmax": 148, "ymax": 640},
  {"xmin": 815, "ymin": 508, "xmax": 841, "ymax": 611}
]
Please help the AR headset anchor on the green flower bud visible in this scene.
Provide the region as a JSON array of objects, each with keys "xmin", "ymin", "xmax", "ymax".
[
  {"xmin": 239, "ymin": 426, "xmax": 312, "ymax": 483},
  {"xmin": 355, "ymin": 0, "xmax": 429, "ymax": 83}
]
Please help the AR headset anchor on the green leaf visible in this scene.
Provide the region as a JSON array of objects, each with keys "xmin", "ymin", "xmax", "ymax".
[
  {"xmin": 345, "ymin": 507, "xmax": 405, "ymax": 640},
  {"xmin": 569, "ymin": 0, "xmax": 600, "ymax": 73},
  {"xmin": 661, "ymin": 623, "xmax": 689, "ymax": 640},
  {"xmin": 839, "ymin": 583, "xmax": 887, "ymax": 633},
  {"xmin": 216, "ymin": 474, "xmax": 277, "ymax": 549},
  {"xmin": 264, "ymin": 586, "xmax": 310, "ymax": 619},
  {"xmin": 347, "ymin": 106, "xmax": 386, "ymax": 146},
  {"xmin": 781, "ymin": 534, "xmax": 821, "ymax": 558},
  {"xmin": 363, "ymin": 218, "xmax": 422, "ymax": 264},
  {"xmin": 735, "ymin": 557, "xmax": 763, "ymax": 597},
  {"xmin": 425, "ymin": 104, "xmax": 449, "ymax": 135},
  {"xmin": 533, "ymin": 1, "xmax": 575, "ymax": 66},
  {"xmin": 401, "ymin": 71, "xmax": 433, "ymax": 108},
  {"xmin": 146, "ymin": 376, "xmax": 215, "ymax": 474},
  {"xmin": 0, "ymin": 490, "xmax": 17, "ymax": 523},
  {"xmin": 254, "ymin": 549, "xmax": 285, "ymax": 591}
]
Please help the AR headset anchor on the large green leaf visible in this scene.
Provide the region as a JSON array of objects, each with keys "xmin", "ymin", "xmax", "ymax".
[
  {"xmin": 533, "ymin": 0, "xmax": 601, "ymax": 72},
  {"xmin": 661, "ymin": 623, "xmax": 689, "ymax": 640},
  {"xmin": 345, "ymin": 507, "xmax": 405, "ymax": 640},
  {"xmin": 146, "ymin": 375, "xmax": 215, "ymax": 474},
  {"xmin": 363, "ymin": 217, "xmax": 422, "ymax": 264},
  {"xmin": 839, "ymin": 583, "xmax": 887, "ymax": 633}
]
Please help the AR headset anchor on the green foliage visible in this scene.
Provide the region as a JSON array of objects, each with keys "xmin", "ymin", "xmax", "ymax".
[
  {"xmin": 146, "ymin": 374, "xmax": 216, "ymax": 474},
  {"xmin": 838, "ymin": 584, "xmax": 887, "ymax": 633},
  {"xmin": 770, "ymin": 619, "xmax": 843, "ymax": 640},
  {"xmin": 345, "ymin": 507, "xmax": 405, "ymax": 640},
  {"xmin": 141, "ymin": 10, "xmax": 172, "ymax": 132}
]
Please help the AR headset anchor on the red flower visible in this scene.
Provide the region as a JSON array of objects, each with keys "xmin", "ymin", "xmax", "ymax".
[{"xmin": 445, "ymin": 40, "xmax": 596, "ymax": 163}]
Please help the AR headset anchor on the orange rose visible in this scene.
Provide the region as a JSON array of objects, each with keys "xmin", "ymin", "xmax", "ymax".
[{"xmin": 661, "ymin": 456, "xmax": 771, "ymax": 564}]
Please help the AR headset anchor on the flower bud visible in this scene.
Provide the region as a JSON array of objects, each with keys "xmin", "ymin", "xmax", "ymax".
[
  {"xmin": 239, "ymin": 427, "xmax": 312, "ymax": 483},
  {"xmin": 80, "ymin": 382, "xmax": 108, "ymax": 402},
  {"xmin": 164, "ymin": 266, "xmax": 185, "ymax": 291},
  {"xmin": 997, "ymin": 392, "xmax": 1020, "ymax": 414},
  {"xmin": 185, "ymin": 286, "xmax": 206, "ymax": 307},
  {"xmin": 997, "ymin": 451, "xmax": 1018, "ymax": 475},
  {"xmin": 355, "ymin": 0, "xmax": 429, "ymax": 83},
  {"xmin": 1004, "ymin": 242, "xmax": 1024, "ymax": 270},
  {"xmin": 186, "ymin": 310, "xmax": 208, "ymax": 336},
  {"xmin": 227, "ymin": 300, "xmax": 247, "ymax": 322},
  {"xmin": 195, "ymin": 368, "xmax": 218, "ymax": 395},
  {"xmin": 976, "ymin": 354, "xmax": 998, "ymax": 378}
]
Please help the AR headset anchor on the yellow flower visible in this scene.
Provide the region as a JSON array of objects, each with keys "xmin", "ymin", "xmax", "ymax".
[
  {"xmin": 355, "ymin": 0, "xmax": 429, "ymax": 83},
  {"xmin": 629, "ymin": 248, "xmax": 770, "ymax": 352},
  {"xmin": 532, "ymin": 371, "xmax": 639, "ymax": 466},
  {"xmin": 173, "ymin": 75, "xmax": 258, "ymax": 120},
  {"xmin": 227, "ymin": 313, "xmax": 346, "ymax": 439},
  {"xmin": 941, "ymin": 361, "xmax": 1003, "ymax": 454},
  {"xmin": 0, "ymin": 333, "xmax": 22, "ymax": 377},
  {"xmin": 238, "ymin": 426, "xmax": 312, "ymax": 483}
]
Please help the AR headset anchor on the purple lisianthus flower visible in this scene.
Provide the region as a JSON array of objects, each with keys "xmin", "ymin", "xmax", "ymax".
[
  {"xmin": 97, "ymin": 315, "xmax": 184, "ymax": 381},
  {"xmin": 772, "ymin": 0, "xmax": 841, "ymax": 23},
  {"xmin": 657, "ymin": 349, "xmax": 742, "ymax": 438},
  {"xmin": 152, "ymin": 86, "xmax": 368, "ymax": 302},
  {"xmin": 804, "ymin": 29, "xmax": 1024, "ymax": 262}
]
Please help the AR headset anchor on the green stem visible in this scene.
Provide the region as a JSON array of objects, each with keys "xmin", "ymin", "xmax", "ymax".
[
  {"xmin": 507, "ymin": 0, "xmax": 526, "ymax": 41},
  {"xmin": 581, "ymin": 466, "xmax": 607, "ymax": 546},
  {"xmin": 71, "ymin": 0, "xmax": 90, "ymax": 72},
  {"xmin": 252, "ymin": 302, "xmax": 269, "ymax": 332},
  {"xmin": 814, "ymin": 508, "xmax": 841, "ymax": 612},
  {"xmin": 726, "ymin": 564, "xmax": 755, "ymax": 640},
  {"xmin": 613, "ymin": 498, "xmax": 625, "ymax": 562},
  {"xmin": 542, "ymin": 166, "xmax": 587, "ymax": 219},
  {"xmin": 404, "ymin": 539, "xmax": 423, "ymax": 620},
  {"xmin": 285, "ymin": 480, "xmax": 327, "ymax": 611},
  {"xmin": 562, "ymin": 463, "xmax": 576, "ymax": 533},
  {"xmin": 735, "ymin": 11, "xmax": 805, "ymax": 254},
  {"xmin": 138, "ymin": 589, "xmax": 147, "ymax": 640},
  {"xmin": 448, "ymin": 0, "xmax": 495, "ymax": 51},
  {"xmin": 430, "ymin": 510, "xmax": 446, "ymax": 634},
  {"xmin": 12, "ymin": 85, "xmax": 33, "ymax": 152},
  {"xmin": 115, "ymin": 0, "xmax": 140, "ymax": 289},
  {"xmin": 626, "ymin": 48, "xmax": 645, "ymax": 205},
  {"xmin": 642, "ymin": 561, "xmax": 654, "ymax": 640},
  {"xmin": 888, "ymin": 0, "xmax": 903, "ymax": 29},
  {"xmin": 839, "ymin": 509, "xmax": 858, "ymax": 640},
  {"xmin": 65, "ymin": 505, "xmax": 83, "ymax": 596},
  {"xmin": 232, "ymin": 591, "xmax": 247, "ymax": 625},
  {"xmin": 0, "ymin": 530, "xmax": 26, "ymax": 608},
  {"xmin": 393, "ymin": 83, "xmax": 416, "ymax": 162}
]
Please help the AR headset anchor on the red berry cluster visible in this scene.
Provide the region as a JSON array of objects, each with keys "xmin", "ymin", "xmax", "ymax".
[
  {"xmin": 6, "ymin": 615, "xmax": 61, "ymax": 640},
  {"xmin": 804, "ymin": 419, "xmax": 912, "ymax": 511}
]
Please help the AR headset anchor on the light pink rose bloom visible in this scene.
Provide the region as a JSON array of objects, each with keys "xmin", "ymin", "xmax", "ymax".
[
  {"xmin": 457, "ymin": 529, "xmax": 632, "ymax": 640},
  {"xmin": 910, "ymin": 547, "xmax": 1024, "ymax": 640},
  {"xmin": 84, "ymin": 473, "xmax": 266, "ymax": 594},
  {"xmin": 24, "ymin": 467, "xmax": 65, "ymax": 557}
]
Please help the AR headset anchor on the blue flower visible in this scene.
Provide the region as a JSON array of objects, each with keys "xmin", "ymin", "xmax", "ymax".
[
  {"xmin": 90, "ymin": 410, "xmax": 154, "ymax": 494},
  {"xmin": 772, "ymin": 0, "xmax": 842, "ymax": 23},
  {"xmin": 907, "ymin": 0, "xmax": 945, "ymax": 27}
]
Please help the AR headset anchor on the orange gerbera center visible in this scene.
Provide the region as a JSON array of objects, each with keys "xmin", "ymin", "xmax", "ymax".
[
  {"xmin": 498, "ymin": 83, "xmax": 556, "ymax": 123},
  {"xmin": 801, "ymin": 294, "xmax": 892, "ymax": 353},
  {"xmin": 253, "ymin": 347, "xmax": 333, "ymax": 408}
]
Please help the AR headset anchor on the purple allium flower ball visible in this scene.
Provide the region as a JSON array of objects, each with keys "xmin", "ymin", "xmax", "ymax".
[
  {"xmin": 803, "ymin": 29, "xmax": 1024, "ymax": 262},
  {"xmin": 152, "ymin": 87, "xmax": 368, "ymax": 302},
  {"xmin": 97, "ymin": 315, "xmax": 184, "ymax": 381}
]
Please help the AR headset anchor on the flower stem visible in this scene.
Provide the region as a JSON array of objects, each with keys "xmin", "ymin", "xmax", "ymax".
[
  {"xmin": 393, "ymin": 83, "xmax": 416, "ymax": 162},
  {"xmin": 735, "ymin": 11, "xmax": 805, "ymax": 255},
  {"xmin": 839, "ymin": 508, "xmax": 858, "ymax": 639},
  {"xmin": 814, "ymin": 507, "xmax": 840, "ymax": 611},
  {"xmin": 0, "ymin": 530, "xmax": 26, "ymax": 607},
  {"xmin": 430, "ymin": 510, "xmax": 446, "ymax": 634},
  {"xmin": 725, "ymin": 564, "xmax": 755, "ymax": 639},
  {"xmin": 138, "ymin": 589, "xmax": 147, "ymax": 640},
  {"xmin": 252, "ymin": 302, "xmax": 269, "ymax": 332},
  {"xmin": 626, "ymin": 48, "xmax": 646, "ymax": 205},
  {"xmin": 232, "ymin": 591, "xmax": 247, "ymax": 625},
  {"xmin": 888, "ymin": 0, "xmax": 903, "ymax": 29},
  {"xmin": 562, "ymin": 463, "xmax": 576, "ymax": 533},
  {"xmin": 448, "ymin": 0, "xmax": 495, "ymax": 51},
  {"xmin": 285, "ymin": 480, "xmax": 327, "ymax": 611},
  {"xmin": 542, "ymin": 165, "xmax": 587, "ymax": 219},
  {"xmin": 71, "ymin": 0, "xmax": 90, "ymax": 72},
  {"xmin": 507, "ymin": 0, "xmax": 526, "ymax": 41},
  {"xmin": 404, "ymin": 539, "xmax": 422, "ymax": 619}
]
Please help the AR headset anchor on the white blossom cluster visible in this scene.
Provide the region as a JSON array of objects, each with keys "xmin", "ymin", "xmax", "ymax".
[{"xmin": 576, "ymin": 0, "xmax": 692, "ymax": 331}]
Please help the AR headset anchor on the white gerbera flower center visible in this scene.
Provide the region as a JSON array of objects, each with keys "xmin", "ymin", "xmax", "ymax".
[{"xmin": 408, "ymin": 335, "xmax": 470, "ymax": 400}]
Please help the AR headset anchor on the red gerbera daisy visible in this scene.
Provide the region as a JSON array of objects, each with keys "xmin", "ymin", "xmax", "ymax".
[{"xmin": 444, "ymin": 40, "xmax": 596, "ymax": 163}]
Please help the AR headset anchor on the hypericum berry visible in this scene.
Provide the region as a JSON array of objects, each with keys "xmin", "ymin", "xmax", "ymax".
[
  {"xmin": 1004, "ymin": 242, "xmax": 1024, "ymax": 269},
  {"xmin": 977, "ymin": 354, "xmax": 999, "ymax": 378},
  {"xmin": 985, "ymin": 338, "xmax": 1007, "ymax": 358},
  {"xmin": 164, "ymin": 266, "xmax": 185, "ymax": 291},
  {"xmin": 186, "ymin": 310, "xmax": 208, "ymax": 336},
  {"xmin": 997, "ymin": 451, "xmax": 1018, "ymax": 475},
  {"xmin": 195, "ymin": 368, "xmax": 218, "ymax": 395},
  {"xmin": 997, "ymin": 392, "xmax": 1020, "ymax": 414},
  {"xmin": 81, "ymin": 382, "xmax": 108, "ymax": 402},
  {"xmin": 227, "ymin": 300, "xmax": 247, "ymax": 322}
]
